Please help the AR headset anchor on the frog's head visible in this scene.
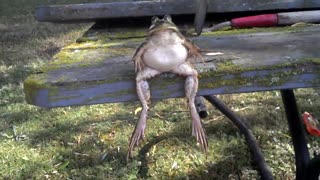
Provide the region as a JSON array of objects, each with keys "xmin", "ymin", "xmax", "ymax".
[{"xmin": 148, "ymin": 15, "xmax": 179, "ymax": 34}]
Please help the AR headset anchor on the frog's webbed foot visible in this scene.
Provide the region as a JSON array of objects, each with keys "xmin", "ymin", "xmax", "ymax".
[
  {"xmin": 191, "ymin": 106, "xmax": 208, "ymax": 150},
  {"xmin": 132, "ymin": 41, "xmax": 148, "ymax": 72},
  {"xmin": 128, "ymin": 104, "xmax": 147, "ymax": 159},
  {"xmin": 172, "ymin": 63, "xmax": 208, "ymax": 151},
  {"xmin": 128, "ymin": 67, "xmax": 161, "ymax": 160},
  {"xmin": 133, "ymin": 57, "xmax": 144, "ymax": 72}
]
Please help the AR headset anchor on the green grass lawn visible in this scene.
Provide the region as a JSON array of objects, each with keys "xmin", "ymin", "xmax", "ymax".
[{"xmin": 1, "ymin": 1, "xmax": 320, "ymax": 179}]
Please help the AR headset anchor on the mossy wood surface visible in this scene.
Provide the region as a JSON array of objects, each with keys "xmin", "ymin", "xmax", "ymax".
[
  {"xmin": 35, "ymin": 0, "xmax": 320, "ymax": 23},
  {"xmin": 24, "ymin": 25, "xmax": 320, "ymax": 108}
]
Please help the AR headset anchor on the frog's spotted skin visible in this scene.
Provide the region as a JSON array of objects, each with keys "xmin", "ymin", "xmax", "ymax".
[{"xmin": 128, "ymin": 15, "xmax": 207, "ymax": 159}]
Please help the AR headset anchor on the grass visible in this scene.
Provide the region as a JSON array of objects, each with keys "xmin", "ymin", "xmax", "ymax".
[{"xmin": 1, "ymin": 0, "xmax": 320, "ymax": 179}]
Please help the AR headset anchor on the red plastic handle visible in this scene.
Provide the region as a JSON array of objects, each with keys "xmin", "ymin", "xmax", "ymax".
[
  {"xmin": 231, "ymin": 14, "xmax": 278, "ymax": 28},
  {"xmin": 303, "ymin": 112, "xmax": 320, "ymax": 136}
]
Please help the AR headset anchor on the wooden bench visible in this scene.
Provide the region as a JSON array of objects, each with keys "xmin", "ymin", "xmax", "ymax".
[
  {"xmin": 24, "ymin": 25, "xmax": 320, "ymax": 108},
  {"xmin": 35, "ymin": 0, "xmax": 320, "ymax": 23},
  {"xmin": 24, "ymin": 1, "xmax": 320, "ymax": 179}
]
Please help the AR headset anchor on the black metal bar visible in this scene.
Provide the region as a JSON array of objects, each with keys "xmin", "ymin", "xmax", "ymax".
[
  {"xmin": 194, "ymin": 0, "xmax": 208, "ymax": 35},
  {"xmin": 204, "ymin": 95, "xmax": 273, "ymax": 180},
  {"xmin": 280, "ymin": 89, "xmax": 310, "ymax": 180},
  {"xmin": 306, "ymin": 153, "xmax": 320, "ymax": 179},
  {"xmin": 195, "ymin": 96, "xmax": 208, "ymax": 118}
]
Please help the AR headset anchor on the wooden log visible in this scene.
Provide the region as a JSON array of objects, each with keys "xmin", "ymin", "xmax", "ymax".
[
  {"xmin": 24, "ymin": 25, "xmax": 320, "ymax": 108},
  {"xmin": 35, "ymin": 0, "xmax": 320, "ymax": 23}
]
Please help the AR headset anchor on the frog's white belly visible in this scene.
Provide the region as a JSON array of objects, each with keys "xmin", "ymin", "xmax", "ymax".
[{"xmin": 143, "ymin": 44, "xmax": 188, "ymax": 72}]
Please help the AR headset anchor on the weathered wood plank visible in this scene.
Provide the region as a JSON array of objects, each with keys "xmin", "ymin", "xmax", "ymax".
[
  {"xmin": 35, "ymin": 0, "xmax": 320, "ymax": 23},
  {"xmin": 24, "ymin": 25, "xmax": 320, "ymax": 108}
]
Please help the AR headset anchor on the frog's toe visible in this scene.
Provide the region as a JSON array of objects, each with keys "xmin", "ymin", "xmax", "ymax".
[
  {"xmin": 192, "ymin": 121, "xmax": 208, "ymax": 151},
  {"xmin": 127, "ymin": 128, "xmax": 145, "ymax": 159}
]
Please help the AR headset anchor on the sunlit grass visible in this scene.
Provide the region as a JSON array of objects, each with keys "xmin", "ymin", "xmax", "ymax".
[{"xmin": 0, "ymin": 0, "xmax": 320, "ymax": 179}]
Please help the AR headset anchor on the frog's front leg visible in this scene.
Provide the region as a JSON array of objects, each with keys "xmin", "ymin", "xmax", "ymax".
[
  {"xmin": 183, "ymin": 39, "xmax": 204, "ymax": 64},
  {"xmin": 172, "ymin": 63, "xmax": 208, "ymax": 150},
  {"xmin": 128, "ymin": 67, "xmax": 161, "ymax": 159}
]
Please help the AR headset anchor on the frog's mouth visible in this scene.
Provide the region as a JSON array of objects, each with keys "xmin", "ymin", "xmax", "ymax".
[{"xmin": 148, "ymin": 25, "xmax": 179, "ymax": 35}]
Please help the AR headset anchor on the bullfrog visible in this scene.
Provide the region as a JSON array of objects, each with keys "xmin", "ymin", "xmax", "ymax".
[{"xmin": 128, "ymin": 15, "xmax": 208, "ymax": 158}]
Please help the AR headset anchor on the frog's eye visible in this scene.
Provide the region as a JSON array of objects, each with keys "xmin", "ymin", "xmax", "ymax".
[
  {"xmin": 151, "ymin": 16, "xmax": 160, "ymax": 24},
  {"xmin": 164, "ymin": 15, "xmax": 172, "ymax": 23}
]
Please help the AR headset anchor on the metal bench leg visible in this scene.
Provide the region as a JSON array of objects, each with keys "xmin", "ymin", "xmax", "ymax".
[
  {"xmin": 195, "ymin": 96, "xmax": 208, "ymax": 118},
  {"xmin": 280, "ymin": 89, "xmax": 311, "ymax": 180},
  {"xmin": 307, "ymin": 153, "xmax": 320, "ymax": 179},
  {"xmin": 204, "ymin": 95, "xmax": 273, "ymax": 180}
]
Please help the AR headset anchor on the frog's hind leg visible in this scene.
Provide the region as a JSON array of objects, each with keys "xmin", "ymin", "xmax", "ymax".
[
  {"xmin": 128, "ymin": 67, "xmax": 161, "ymax": 159},
  {"xmin": 171, "ymin": 63, "xmax": 208, "ymax": 151}
]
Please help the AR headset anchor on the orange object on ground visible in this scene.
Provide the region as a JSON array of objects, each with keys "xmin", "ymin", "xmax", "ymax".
[{"xmin": 302, "ymin": 112, "xmax": 320, "ymax": 136}]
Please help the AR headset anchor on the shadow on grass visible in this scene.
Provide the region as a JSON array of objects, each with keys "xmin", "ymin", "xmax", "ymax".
[
  {"xmin": 137, "ymin": 133, "xmax": 174, "ymax": 177},
  {"xmin": 136, "ymin": 120, "xmax": 254, "ymax": 179},
  {"xmin": 21, "ymin": 93, "xmax": 303, "ymax": 178},
  {"xmin": 23, "ymin": 104, "xmax": 261, "ymax": 178},
  {"xmin": 0, "ymin": 105, "xmax": 44, "ymax": 132},
  {"xmin": 0, "ymin": 66, "xmax": 35, "ymax": 90},
  {"xmin": 27, "ymin": 107, "xmax": 131, "ymax": 145},
  {"xmin": 23, "ymin": 105, "xmax": 132, "ymax": 170},
  {"xmin": 2, "ymin": 161, "xmax": 53, "ymax": 180}
]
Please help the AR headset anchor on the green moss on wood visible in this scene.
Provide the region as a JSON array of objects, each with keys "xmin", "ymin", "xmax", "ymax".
[
  {"xmin": 199, "ymin": 57, "xmax": 320, "ymax": 78},
  {"xmin": 198, "ymin": 57, "xmax": 320, "ymax": 90},
  {"xmin": 23, "ymin": 74, "xmax": 48, "ymax": 104},
  {"xmin": 40, "ymin": 44, "xmax": 134, "ymax": 73},
  {"xmin": 78, "ymin": 28, "xmax": 146, "ymax": 43},
  {"xmin": 37, "ymin": 23, "xmax": 320, "ymax": 75},
  {"xmin": 203, "ymin": 24, "xmax": 319, "ymax": 37}
]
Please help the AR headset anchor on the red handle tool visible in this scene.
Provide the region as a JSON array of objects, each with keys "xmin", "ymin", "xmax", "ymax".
[{"xmin": 206, "ymin": 10, "xmax": 320, "ymax": 31}]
